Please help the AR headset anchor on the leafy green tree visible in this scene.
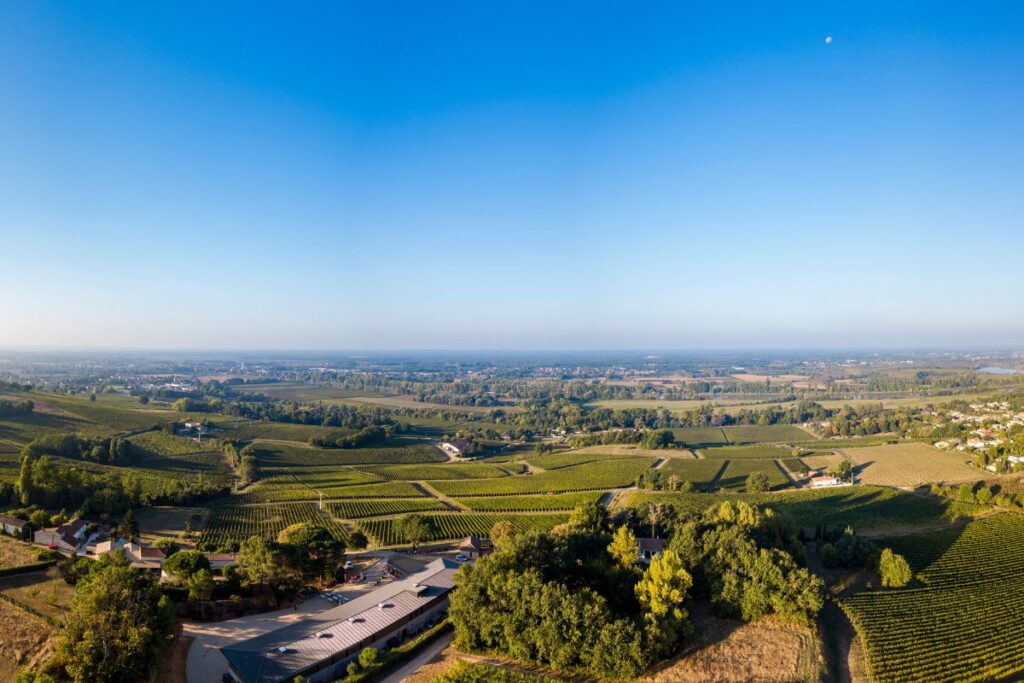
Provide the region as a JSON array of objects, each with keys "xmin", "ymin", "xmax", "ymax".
[
  {"xmin": 162, "ymin": 549, "xmax": 211, "ymax": 582},
  {"xmin": 237, "ymin": 536, "xmax": 283, "ymax": 587},
  {"xmin": 392, "ymin": 514, "xmax": 435, "ymax": 551},
  {"xmin": 277, "ymin": 522, "xmax": 345, "ymax": 583},
  {"xmin": 635, "ymin": 549, "xmax": 692, "ymax": 653},
  {"xmin": 608, "ymin": 525, "xmax": 637, "ymax": 568},
  {"xmin": 186, "ymin": 568, "xmax": 215, "ymax": 602},
  {"xmin": 565, "ymin": 502, "xmax": 609, "ymax": 534},
  {"xmin": 958, "ymin": 484, "xmax": 975, "ymax": 503},
  {"xmin": 745, "ymin": 471, "xmax": 770, "ymax": 492},
  {"xmin": 489, "ymin": 520, "xmax": 515, "ymax": 547},
  {"xmin": 57, "ymin": 561, "xmax": 174, "ymax": 682},
  {"xmin": 118, "ymin": 509, "xmax": 140, "ymax": 541},
  {"xmin": 878, "ymin": 548, "xmax": 912, "ymax": 588},
  {"xmin": 358, "ymin": 647, "xmax": 379, "ymax": 669}
]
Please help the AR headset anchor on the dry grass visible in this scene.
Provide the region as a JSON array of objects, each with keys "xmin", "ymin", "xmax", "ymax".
[
  {"xmin": 843, "ymin": 443, "xmax": 979, "ymax": 488},
  {"xmin": 0, "ymin": 567, "xmax": 75, "ymax": 623},
  {"xmin": 642, "ymin": 606, "xmax": 821, "ymax": 683},
  {"xmin": 800, "ymin": 453, "xmax": 845, "ymax": 472},
  {"xmin": 0, "ymin": 599, "xmax": 57, "ymax": 681},
  {"xmin": 0, "ymin": 534, "xmax": 43, "ymax": 569},
  {"xmin": 135, "ymin": 506, "xmax": 209, "ymax": 541}
]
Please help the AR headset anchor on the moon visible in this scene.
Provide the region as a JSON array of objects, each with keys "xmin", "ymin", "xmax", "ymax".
[{"xmin": 825, "ymin": 36, "xmax": 832, "ymax": 44}]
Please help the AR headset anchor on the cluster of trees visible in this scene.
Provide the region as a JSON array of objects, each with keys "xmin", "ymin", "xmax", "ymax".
[
  {"xmin": 0, "ymin": 398, "xmax": 34, "ymax": 417},
  {"xmin": 450, "ymin": 501, "xmax": 824, "ymax": 679},
  {"xmin": 308, "ymin": 424, "xmax": 397, "ymax": 449},
  {"xmin": 21, "ymin": 434, "xmax": 139, "ymax": 466},
  {"xmin": 636, "ymin": 469, "xmax": 696, "ymax": 493},
  {"xmin": 25, "ymin": 552, "xmax": 175, "ymax": 683},
  {"xmin": 233, "ymin": 522, "xmax": 347, "ymax": 589}
]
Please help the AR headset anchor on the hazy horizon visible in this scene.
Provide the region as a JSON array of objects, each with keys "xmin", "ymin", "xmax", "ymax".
[{"xmin": 4, "ymin": 3, "xmax": 1023, "ymax": 350}]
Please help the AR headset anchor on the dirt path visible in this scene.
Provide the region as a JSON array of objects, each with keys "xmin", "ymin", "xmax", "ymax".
[
  {"xmin": 796, "ymin": 423, "xmax": 822, "ymax": 440},
  {"xmin": 653, "ymin": 457, "xmax": 668, "ymax": 470},
  {"xmin": 415, "ymin": 481, "xmax": 467, "ymax": 511}
]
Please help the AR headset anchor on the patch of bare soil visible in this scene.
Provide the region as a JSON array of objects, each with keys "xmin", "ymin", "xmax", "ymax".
[
  {"xmin": 404, "ymin": 647, "xmax": 462, "ymax": 683},
  {"xmin": 642, "ymin": 604, "xmax": 821, "ymax": 683},
  {"xmin": 152, "ymin": 633, "xmax": 191, "ymax": 683},
  {"xmin": 0, "ymin": 600, "xmax": 57, "ymax": 681}
]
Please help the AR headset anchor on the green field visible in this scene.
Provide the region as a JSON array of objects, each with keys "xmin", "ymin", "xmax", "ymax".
[
  {"xmin": 722, "ymin": 424, "xmax": 816, "ymax": 443},
  {"xmin": 355, "ymin": 462, "xmax": 521, "ymax": 480},
  {"xmin": 669, "ymin": 427, "xmax": 728, "ymax": 447},
  {"xmin": 842, "ymin": 514, "xmax": 1024, "ymax": 682},
  {"xmin": 235, "ymin": 477, "xmax": 423, "ymax": 504},
  {"xmin": 656, "ymin": 459, "xmax": 727, "ymax": 490},
  {"xmin": 431, "ymin": 457, "xmax": 655, "ymax": 497},
  {"xmin": 357, "ymin": 512, "xmax": 568, "ymax": 546},
  {"xmin": 626, "ymin": 486, "xmax": 985, "ymax": 532},
  {"xmin": 234, "ymin": 383, "xmax": 388, "ymax": 401},
  {"xmin": 245, "ymin": 441, "xmax": 447, "ymax": 467},
  {"xmin": 453, "ymin": 491, "xmax": 604, "ymax": 512},
  {"xmin": 199, "ymin": 502, "xmax": 349, "ymax": 548},
  {"xmin": 524, "ymin": 450, "xmax": 627, "ymax": 470},
  {"xmin": 698, "ymin": 444, "xmax": 792, "ymax": 460},
  {"xmin": 325, "ymin": 498, "xmax": 448, "ymax": 518},
  {"xmin": 842, "ymin": 443, "xmax": 979, "ymax": 488},
  {"xmin": 716, "ymin": 459, "xmax": 790, "ymax": 491}
]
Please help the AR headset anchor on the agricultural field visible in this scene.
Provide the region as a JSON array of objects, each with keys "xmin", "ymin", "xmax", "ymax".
[
  {"xmin": 218, "ymin": 420, "xmax": 357, "ymax": 443},
  {"xmin": 354, "ymin": 462, "xmax": 520, "ymax": 480},
  {"xmin": 25, "ymin": 392, "xmax": 168, "ymax": 432},
  {"xmin": 244, "ymin": 441, "xmax": 447, "ymax": 467},
  {"xmin": 716, "ymin": 459, "xmax": 790, "ymax": 491},
  {"xmin": 357, "ymin": 512, "xmax": 568, "ymax": 546},
  {"xmin": 335, "ymin": 395, "xmax": 517, "ymax": 414},
  {"xmin": 524, "ymin": 449, "xmax": 630, "ymax": 470},
  {"xmin": 656, "ymin": 459, "xmax": 727, "ymax": 491},
  {"xmin": 0, "ymin": 535, "xmax": 44, "ymax": 570},
  {"xmin": 626, "ymin": 486, "xmax": 985, "ymax": 532},
  {"xmin": 453, "ymin": 491, "xmax": 604, "ymax": 512},
  {"xmin": 134, "ymin": 506, "xmax": 207, "ymax": 542},
  {"xmin": 722, "ymin": 424, "xmax": 816, "ymax": 444},
  {"xmin": 0, "ymin": 410, "xmax": 100, "ymax": 445},
  {"xmin": 574, "ymin": 444, "xmax": 696, "ymax": 458},
  {"xmin": 800, "ymin": 453, "xmax": 845, "ymax": 471},
  {"xmin": 431, "ymin": 457, "xmax": 656, "ymax": 497},
  {"xmin": 325, "ymin": 498, "xmax": 448, "ymax": 519},
  {"xmin": 842, "ymin": 514, "xmax": 1024, "ymax": 682},
  {"xmin": 780, "ymin": 457, "xmax": 809, "ymax": 474},
  {"xmin": 199, "ymin": 502, "xmax": 349, "ymax": 549},
  {"xmin": 670, "ymin": 427, "xmax": 729, "ymax": 447},
  {"xmin": 0, "ymin": 599, "xmax": 55, "ymax": 682},
  {"xmin": 842, "ymin": 443, "xmax": 978, "ymax": 488},
  {"xmin": 232, "ymin": 382, "xmax": 388, "ymax": 401},
  {"xmin": 0, "ymin": 567, "xmax": 74, "ymax": 625},
  {"xmin": 235, "ymin": 478, "xmax": 423, "ymax": 504},
  {"xmin": 698, "ymin": 445, "xmax": 793, "ymax": 460}
]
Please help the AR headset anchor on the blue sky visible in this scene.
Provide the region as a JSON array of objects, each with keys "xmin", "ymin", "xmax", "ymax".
[{"xmin": 2, "ymin": 2, "xmax": 1023, "ymax": 350}]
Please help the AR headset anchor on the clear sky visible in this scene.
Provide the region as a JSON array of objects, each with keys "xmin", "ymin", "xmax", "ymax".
[{"xmin": 2, "ymin": 2, "xmax": 1023, "ymax": 350}]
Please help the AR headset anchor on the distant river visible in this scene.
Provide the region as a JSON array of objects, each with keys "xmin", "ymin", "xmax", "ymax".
[{"xmin": 978, "ymin": 366, "xmax": 1021, "ymax": 374}]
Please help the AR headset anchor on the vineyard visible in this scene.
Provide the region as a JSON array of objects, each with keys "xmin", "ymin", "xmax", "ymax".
[
  {"xmin": 626, "ymin": 486, "xmax": 985, "ymax": 531},
  {"xmin": 454, "ymin": 491, "xmax": 604, "ymax": 512},
  {"xmin": 656, "ymin": 459, "xmax": 726, "ymax": 490},
  {"xmin": 841, "ymin": 443, "xmax": 978, "ymax": 487},
  {"xmin": 524, "ymin": 450, "xmax": 626, "ymax": 470},
  {"xmin": 357, "ymin": 512, "xmax": 568, "ymax": 546},
  {"xmin": 842, "ymin": 514, "xmax": 1024, "ymax": 682},
  {"xmin": 717, "ymin": 459, "xmax": 790, "ymax": 491},
  {"xmin": 325, "ymin": 498, "xmax": 447, "ymax": 518},
  {"xmin": 698, "ymin": 445, "xmax": 792, "ymax": 460},
  {"xmin": 245, "ymin": 442, "xmax": 447, "ymax": 467},
  {"xmin": 234, "ymin": 478, "xmax": 424, "ymax": 504},
  {"xmin": 669, "ymin": 427, "xmax": 728, "ymax": 447},
  {"xmin": 722, "ymin": 424, "xmax": 816, "ymax": 443},
  {"xmin": 780, "ymin": 457, "xmax": 808, "ymax": 473},
  {"xmin": 199, "ymin": 502, "xmax": 349, "ymax": 548},
  {"xmin": 354, "ymin": 462, "xmax": 520, "ymax": 480},
  {"xmin": 431, "ymin": 457, "xmax": 655, "ymax": 497}
]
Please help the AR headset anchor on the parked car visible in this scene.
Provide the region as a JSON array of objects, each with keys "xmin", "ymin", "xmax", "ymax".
[{"xmin": 455, "ymin": 554, "xmax": 468, "ymax": 562}]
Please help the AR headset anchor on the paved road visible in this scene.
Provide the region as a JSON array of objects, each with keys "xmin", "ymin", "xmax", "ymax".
[{"xmin": 378, "ymin": 631, "xmax": 455, "ymax": 683}]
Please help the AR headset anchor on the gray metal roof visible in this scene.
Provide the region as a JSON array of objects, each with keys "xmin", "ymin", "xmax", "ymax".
[{"xmin": 222, "ymin": 558, "xmax": 459, "ymax": 683}]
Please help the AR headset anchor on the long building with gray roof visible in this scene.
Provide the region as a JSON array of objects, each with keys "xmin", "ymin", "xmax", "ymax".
[{"xmin": 222, "ymin": 558, "xmax": 459, "ymax": 683}]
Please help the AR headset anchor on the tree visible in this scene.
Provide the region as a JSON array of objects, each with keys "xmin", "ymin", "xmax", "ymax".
[
  {"xmin": 29, "ymin": 509, "xmax": 49, "ymax": 529},
  {"xmin": 162, "ymin": 550, "xmax": 211, "ymax": 582},
  {"xmin": 878, "ymin": 548, "xmax": 912, "ymax": 588},
  {"xmin": 138, "ymin": 395, "xmax": 149, "ymax": 405},
  {"xmin": 358, "ymin": 647, "xmax": 379, "ymax": 669},
  {"xmin": 976, "ymin": 486, "xmax": 993, "ymax": 505},
  {"xmin": 830, "ymin": 460, "xmax": 854, "ymax": 481},
  {"xmin": 635, "ymin": 549, "xmax": 692, "ymax": 623},
  {"xmin": 186, "ymin": 568, "xmax": 215, "ymax": 601},
  {"xmin": 277, "ymin": 523, "xmax": 345, "ymax": 583},
  {"xmin": 566, "ymin": 502, "xmax": 608, "ymax": 534},
  {"xmin": 236, "ymin": 536, "xmax": 283, "ymax": 587},
  {"xmin": 746, "ymin": 471, "xmax": 771, "ymax": 493},
  {"xmin": 958, "ymin": 483, "xmax": 976, "ymax": 503},
  {"xmin": 489, "ymin": 520, "xmax": 515, "ymax": 547},
  {"xmin": 392, "ymin": 514, "xmax": 435, "ymax": 551},
  {"xmin": 608, "ymin": 525, "xmax": 637, "ymax": 568},
  {"xmin": 118, "ymin": 509, "xmax": 140, "ymax": 541},
  {"xmin": 56, "ymin": 561, "xmax": 174, "ymax": 682}
]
